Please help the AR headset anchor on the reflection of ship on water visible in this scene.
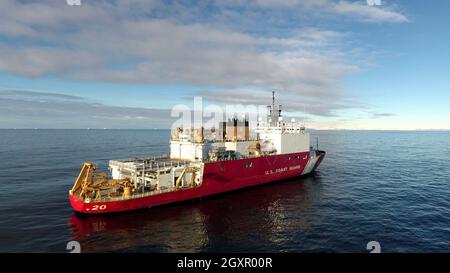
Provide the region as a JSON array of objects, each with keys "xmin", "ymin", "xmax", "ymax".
[
  {"xmin": 70, "ymin": 207, "xmax": 209, "ymax": 252},
  {"xmin": 69, "ymin": 174, "xmax": 323, "ymax": 252}
]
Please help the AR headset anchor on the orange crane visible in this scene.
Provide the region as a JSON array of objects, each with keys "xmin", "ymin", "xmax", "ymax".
[{"xmin": 71, "ymin": 162, "xmax": 132, "ymax": 201}]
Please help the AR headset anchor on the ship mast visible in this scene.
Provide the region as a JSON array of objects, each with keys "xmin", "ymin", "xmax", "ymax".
[
  {"xmin": 268, "ymin": 91, "xmax": 282, "ymax": 127},
  {"xmin": 272, "ymin": 91, "xmax": 275, "ymax": 111}
]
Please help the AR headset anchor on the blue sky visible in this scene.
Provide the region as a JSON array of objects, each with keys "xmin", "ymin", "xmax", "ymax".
[{"xmin": 0, "ymin": 0, "xmax": 449, "ymax": 129}]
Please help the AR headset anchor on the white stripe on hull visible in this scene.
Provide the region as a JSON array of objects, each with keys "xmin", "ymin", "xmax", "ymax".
[{"xmin": 302, "ymin": 154, "xmax": 320, "ymax": 175}]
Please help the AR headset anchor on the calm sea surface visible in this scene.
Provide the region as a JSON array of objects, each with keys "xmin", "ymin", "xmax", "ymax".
[{"xmin": 0, "ymin": 129, "xmax": 449, "ymax": 253}]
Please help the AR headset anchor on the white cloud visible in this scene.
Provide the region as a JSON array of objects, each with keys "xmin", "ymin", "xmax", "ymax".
[
  {"xmin": 0, "ymin": 0, "xmax": 408, "ymax": 118},
  {"xmin": 220, "ymin": 0, "xmax": 408, "ymax": 23},
  {"xmin": 370, "ymin": 112, "xmax": 396, "ymax": 118},
  {"xmin": 330, "ymin": 1, "xmax": 408, "ymax": 23},
  {"xmin": 198, "ymin": 88, "xmax": 369, "ymax": 117},
  {"xmin": 0, "ymin": 90, "xmax": 174, "ymax": 128}
]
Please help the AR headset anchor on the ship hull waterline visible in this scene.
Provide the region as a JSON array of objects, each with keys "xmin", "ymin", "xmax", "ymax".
[{"xmin": 69, "ymin": 151, "xmax": 325, "ymax": 214}]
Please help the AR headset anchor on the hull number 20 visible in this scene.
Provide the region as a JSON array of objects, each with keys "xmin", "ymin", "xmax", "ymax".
[{"xmin": 90, "ymin": 204, "xmax": 107, "ymax": 211}]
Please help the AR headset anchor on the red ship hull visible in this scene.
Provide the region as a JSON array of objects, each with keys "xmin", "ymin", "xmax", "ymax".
[{"xmin": 69, "ymin": 151, "xmax": 325, "ymax": 214}]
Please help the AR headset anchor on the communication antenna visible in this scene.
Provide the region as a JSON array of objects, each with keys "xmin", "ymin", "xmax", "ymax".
[{"xmin": 272, "ymin": 91, "xmax": 275, "ymax": 110}]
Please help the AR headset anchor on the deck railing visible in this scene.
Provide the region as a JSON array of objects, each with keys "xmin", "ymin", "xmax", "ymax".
[
  {"xmin": 93, "ymin": 186, "xmax": 189, "ymax": 203},
  {"xmin": 109, "ymin": 157, "xmax": 189, "ymax": 172}
]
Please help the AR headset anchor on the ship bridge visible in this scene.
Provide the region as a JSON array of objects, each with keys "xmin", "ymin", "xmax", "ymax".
[{"xmin": 254, "ymin": 92, "xmax": 310, "ymax": 155}]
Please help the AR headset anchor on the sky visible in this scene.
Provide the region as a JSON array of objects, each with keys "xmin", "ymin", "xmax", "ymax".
[{"xmin": 0, "ymin": 0, "xmax": 449, "ymax": 130}]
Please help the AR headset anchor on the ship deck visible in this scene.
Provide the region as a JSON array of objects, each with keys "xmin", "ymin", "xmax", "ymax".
[{"xmin": 109, "ymin": 155, "xmax": 192, "ymax": 173}]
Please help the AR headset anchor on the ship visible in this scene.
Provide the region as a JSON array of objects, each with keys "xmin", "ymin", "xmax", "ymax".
[{"xmin": 69, "ymin": 92, "xmax": 326, "ymax": 214}]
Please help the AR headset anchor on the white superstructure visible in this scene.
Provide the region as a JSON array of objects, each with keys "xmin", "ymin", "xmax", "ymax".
[
  {"xmin": 255, "ymin": 124, "xmax": 310, "ymax": 155},
  {"xmin": 169, "ymin": 91, "xmax": 312, "ymax": 162}
]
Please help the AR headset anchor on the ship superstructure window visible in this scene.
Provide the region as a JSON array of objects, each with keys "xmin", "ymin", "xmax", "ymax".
[{"xmin": 245, "ymin": 162, "xmax": 253, "ymax": 168}]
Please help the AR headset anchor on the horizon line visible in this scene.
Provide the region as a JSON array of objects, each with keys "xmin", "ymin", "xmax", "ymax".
[{"xmin": 1, "ymin": 128, "xmax": 450, "ymax": 132}]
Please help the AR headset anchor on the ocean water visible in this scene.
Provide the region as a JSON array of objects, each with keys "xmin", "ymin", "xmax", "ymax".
[{"xmin": 0, "ymin": 129, "xmax": 449, "ymax": 253}]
